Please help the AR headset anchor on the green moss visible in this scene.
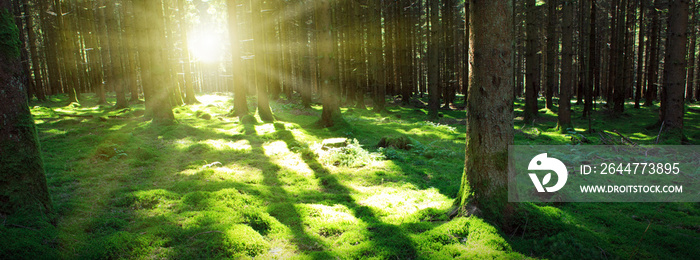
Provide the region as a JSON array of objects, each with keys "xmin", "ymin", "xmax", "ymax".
[
  {"xmin": 0, "ymin": 8, "xmax": 20, "ymax": 59},
  {"xmin": 222, "ymin": 225, "xmax": 270, "ymax": 257},
  {"xmin": 14, "ymin": 93, "xmax": 699, "ymax": 259}
]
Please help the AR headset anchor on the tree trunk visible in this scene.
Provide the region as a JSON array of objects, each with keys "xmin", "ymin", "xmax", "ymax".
[
  {"xmin": 0, "ymin": 3, "xmax": 52, "ymax": 217},
  {"xmin": 525, "ymin": 0, "xmax": 538, "ymax": 121},
  {"xmin": 660, "ymin": 0, "xmax": 688, "ymax": 135},
  {"xmin": 558, "ymin": 0, "xmax": 573, "ymax": 131},
  {"xmin": 227, "ymin": 0, "xmax": 248, "ymax": 117},
  {"xmin": 316, "ymin": 0, "xmax": 341, "ymax": 127},
  {"xmin": 251, "ymin": 0, "xmax": 274, "ymax": 122},
  {"xmin": 645, "ymin": 0, "xmax": 659, "ymax": 107},
  {"xmin": 686, "ymin": 0, "xmax": 696, "ymax": 103},
  {"xmin": 584, "ymin": 0, "xmax": 596, "ymax": 117},
  {"xmin": 106, "ymin": 1, "xmax": 128, "ymax": 109},
  {"xmin": 456, "ymin": 0, "xmax": 514, "ymax": 227},
  {"xmin": 546, "ymin": 0, "xmax": 557, "ymax": 110},
  {"xmin": 635, "ymin": 2, "xmax": 646, "ymax": 109},
  {"xmin": 428, "ymin": 0, "xmax": 440, "ymax": 120},
  {"xmin": 371, "ymin": 1, "xmax": 386, "ymax": 112},
  {"xmin": 139, "ymin": 0, "xmax": 174, "ymax": 122}
]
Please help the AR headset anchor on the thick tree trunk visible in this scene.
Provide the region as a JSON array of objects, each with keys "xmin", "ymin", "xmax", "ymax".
[
  {"xmin": 558, "ymin": 0, "xmax": 573, "ymax": 131},
  {"xmin": 661, "ymin": 0, "xmax": 688, "ymax": 135},
  {"xmin": 316, "ymin": 0, "xmax": 341, "ymax": 127},
  {"xmin": 251, "ymin": 0, "xmax": 274, "ymax": 122},
  {"xmin": 456, "ymin": 0, "xmax": 514, "ymax": 227},
  {"xmin": 0, "ymin": 3, "xmax": 52, "ymax": 217},
  {"xmin": 139, "ymin": 0, "xmax": 174, "ymax": 122}
]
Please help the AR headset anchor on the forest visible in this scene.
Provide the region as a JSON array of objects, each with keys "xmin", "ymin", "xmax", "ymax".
[{"xmin": 1, "ymin": 0, "xmax": 698, "ymax": 259}]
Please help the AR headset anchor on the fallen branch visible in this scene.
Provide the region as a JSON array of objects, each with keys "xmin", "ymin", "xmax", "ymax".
[
  {"xmin": 655, "ymin": 121, "xmax": 665, "ymax": 144},
  {"xmin": 612, "ymin": 130, "xmax": 637, "ymax": 146}
]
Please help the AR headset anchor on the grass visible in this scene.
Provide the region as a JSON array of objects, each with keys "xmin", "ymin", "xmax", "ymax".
[{"xmin": 1, "ymin": 93, "xmax": 698, "ymax": 259}]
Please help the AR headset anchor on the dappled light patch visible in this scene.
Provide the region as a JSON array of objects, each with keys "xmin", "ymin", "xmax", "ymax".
[
  {"xmin": 202, "ymin": 139, "xmax": 251, "ymax": 152},
  {"xmin": 299, "ymin": 204, "xmax": 359, "ymax": 238},
  {"xmin": 311, "ymin": 138, "xmax": 383, "ymax": 168},
  {"xmin": 264, "ymin": 140, "xmax": 290, "ymax": 156},
  {"xmin": 353, "ymin": 186, "xmax": 451, "ymax": 224}
]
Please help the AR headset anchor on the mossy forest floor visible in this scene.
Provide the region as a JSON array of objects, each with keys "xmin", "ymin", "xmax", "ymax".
[{"xmin": 2, "ymin": 93, "xmax": 699, "ymax": 259}]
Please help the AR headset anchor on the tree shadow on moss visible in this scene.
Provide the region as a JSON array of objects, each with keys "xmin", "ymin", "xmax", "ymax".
[{"xmin": 274, "ymin": 126, "xmax": 419, "ymax": 259}]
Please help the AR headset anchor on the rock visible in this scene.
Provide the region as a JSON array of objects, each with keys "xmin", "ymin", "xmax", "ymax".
[{"xmin": 322, "ymin": 138, "xmax": 348, "ymax": 150}]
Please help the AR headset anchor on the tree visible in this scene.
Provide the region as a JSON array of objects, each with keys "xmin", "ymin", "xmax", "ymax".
[
  {"xmin": 645, "ymin": 0, "xmax": 660, "ymax": 107},
  {"xmin": 316, "ymin": 0, "xmax": 341, "ymax": 127},
  {"xmin": 583, "ymin": 0, "xmax": 596, "ymax": 117},
  {"xmin": 137, "ymin": 0, "xmax": 174, "ymax": 122},
  {"xmin": 456, "ymin": 0, "xmax": 514, "ymax": 226},
  {"xmin": 660, "ymin": 0, "xmax": 688, "ymax": 137},
  {"xmin": 545, "ymin": 0, "xmax": 557, "ymax": 110},
  {"xmin": 251, "ymin": 0, "xmax": 274, "ymax": 122},
  {"xmin": 686, "ymin": 0, "xmax": 696, "ymax": 103},
  {"xmin": 106, "ymin": 1, "xmax": 128, "ymax": 109},
  {"xmin": 427, "ymin": 0, "xmax": 440, "ymax": 120},
  {"xmin": 370, "ymin": 0, "xmax": 386, "ymax": 112},
  {"xmin": 524, "ymin": 0, "xmax": 538, "ymax": 121},
  {"xmin": 227, "ymin": 0, "xmax": 248, "ymax": 117},
  {"xmin": 635, "ymin": 1, "xmax": 646, "ymax": 109},
  {"xmin": 0, "ymin": 2, "xmax": 52, "ymax": 216},
  {"xmin": 557, "ymin": 0, "xmax": 573, "ymax": 131}
]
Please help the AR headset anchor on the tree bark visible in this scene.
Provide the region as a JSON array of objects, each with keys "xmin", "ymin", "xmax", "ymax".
[
  {"xmin": 0, "ymin": 3, "xmax": 52, "ymax": 217},
  {"xmin": 227, "ymin": 0, "xmax": 248, "ymax": 117},
  {"xmin": 251, "ymin": 0, "xmax": 274, "ymax": 122},
  {"xmin": 106, "ymin": 1, "xmax": 128, "ymax": 109},
  {"xmin": 686, "ymin": 0, "xmax": 696, "ymax": 103},
  {"xmin": 635, "ymin": 2, "xmax": 646, "ymax": 109},
  {"xmin": 660, "ymin": 0, "xmax": 688, "ymax": 135},
  {"xmin": 545, "ymin": 0, "xmax": 557, "ymax": 110},
  {"xmin": 138, "ymin": 0, "xmax": 174, "ymax": 122},
  {"xmin": 316, "ymin": 0, "xmax": 341, "ymax": 127},
  {"xmin": 524, "ymin": 0, "xmax": 538, "ymax": 121},
  {"xmin": 558, "ymin": 0, "xmax": 573, "ymax": 131},
  {"xmin": 427, "ymin": 0, "xmax": 440, "ymax": 120},
  {"xmin": 645, "ymin": 0, "xmax": 659, "ymax": 107},
  {"xmin": 456, "ymin": 0, "xmax": 514, "ymax": 227}
]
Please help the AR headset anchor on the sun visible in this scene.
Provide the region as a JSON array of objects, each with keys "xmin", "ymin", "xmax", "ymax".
[{"xmin": 188, "ymin": 28, "xmax": 224, "ymax": 63}]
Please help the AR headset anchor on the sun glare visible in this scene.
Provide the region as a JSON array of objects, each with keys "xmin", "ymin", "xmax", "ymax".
[{"xmin": 188, "ymin": 29, "xmax": 224, "ymax": 63}]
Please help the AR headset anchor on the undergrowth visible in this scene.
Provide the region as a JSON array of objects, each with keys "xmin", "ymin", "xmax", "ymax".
[{"xmin": 1, "ymin": 93, "xmax": 697, "ymax": 259}]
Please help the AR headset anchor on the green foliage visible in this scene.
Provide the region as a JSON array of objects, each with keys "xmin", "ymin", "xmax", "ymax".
[{"xmin": 317, "ymin": 138, "xmax": 380, "ymax": 167}]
